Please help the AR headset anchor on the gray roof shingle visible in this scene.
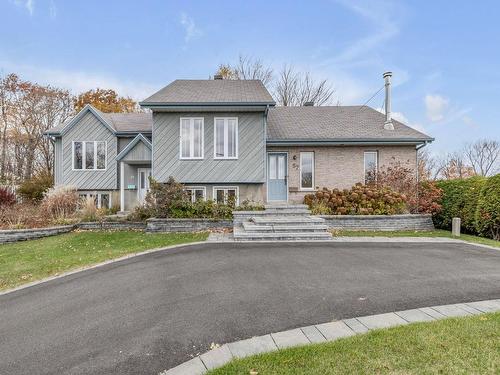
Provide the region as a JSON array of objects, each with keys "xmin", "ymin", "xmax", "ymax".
[
  {"xmin": 100, "ymin": 112, "xmax": 152, "ymax": 132},
  {"xmin": 267, "ymin": 106, "xmax": 432, "ymax": 142},
  {"xmin": 140, "ymin": 79, "xmax": 275, "ymax": 105}
]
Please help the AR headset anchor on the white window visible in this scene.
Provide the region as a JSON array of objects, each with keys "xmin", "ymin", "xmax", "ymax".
[
  {"xmin": 73, "ymin": 141, "xmax": 106, "ymax": 170},
  {"xmin": 214, "ymin": 118, "xmax": 238, "ymax": 159},
  {"xmin": 78, "ymin": 192, "xmax": 111, "ymax": 208},
  {"xmin": 185, "ymin": 187, "xmax": 206, "ymax": 203},
  {"xmin": 364, "ymin": 151, "xmax": 378, "ymax": 184},
  {"xmin": 213, "ymin": 186, "xmax": 239, "ymax": 205},
  {"xmin": 300, "ymin": 152, "xmax": 314, "ymax": 190},
  {"xmin": 180, "ymin": 118, "xmax": 204, "ymax": 159}
]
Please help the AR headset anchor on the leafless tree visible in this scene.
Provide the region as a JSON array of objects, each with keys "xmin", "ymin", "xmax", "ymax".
[
  {"xmin": 273, "ymin": 64, "xmax": 336, "ymax": 106},
  {"xmin": 215, "ymin": 56, "xmax": 337, "ymax": 106},
  {"xmin": 463, "ymin": 139, "xmax": 500, "ymax": 176},
  {"xmin": 418, "ymin": 148, "xmax": 442, "ymax": 181},
  {"xmin": 438, "ymin": 151, "xmax": 476, "ymax": 180},
  {"xmin": 233, "ymin": 55, "xmax": 274, "ymax": 86}
]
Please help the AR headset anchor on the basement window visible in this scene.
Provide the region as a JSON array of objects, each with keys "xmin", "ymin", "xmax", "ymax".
[
  {"xmin": 185, "ymin": 187, "xmax": 206, "ymax": 203},
  {"xmin": 213, "ymin": 186, "xmax": 239, "ymax": 206}
]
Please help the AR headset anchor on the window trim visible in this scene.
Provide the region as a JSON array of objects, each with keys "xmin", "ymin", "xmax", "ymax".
[
  {"xmin": 299, "ymin": 151, "xmax": 315, "ymax": 191},
  {"xmin": 179, "ymin": 117, "xmax": 205, "ymax": 160},
  {"xmin": 185, "ymin": 186, "xmax": 207, "ymax": 203},
  {"xmin": 364, "ymin": 150, "xmax": 379, "ymax": 184},
  {"xmin": 72, "ymin": 141, "xmax": 107, "ymax": 171},
  {"xmin": 213, "ymin": 117, "xmax": 239, "ymax": 160},
  {"xmin": 212, "ymin": 186, "xmax": 239, "ymax": 205}
]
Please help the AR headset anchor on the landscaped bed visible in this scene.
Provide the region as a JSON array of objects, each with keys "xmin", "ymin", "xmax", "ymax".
[
  {"xmin": 208, "ymin": 313, "xmax": 500, "ymax": 375},
  {"xmin": 0, "ymin": 230, "xmax": 208, "ymax": 291},
  {"xmin": 334, "ymin": 229, "xmax": 500, "ymax": 248}
]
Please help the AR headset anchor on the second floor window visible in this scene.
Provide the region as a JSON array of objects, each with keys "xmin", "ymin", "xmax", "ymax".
[
  {"xmin": 180, "ymin": 118, "xmax": 204, "ymax": 159},
  {"xmin": 73, "ymin": 141, "xmax": 106, "ymax": 170},
  {"xmin": 214, "ymin": 118, "xmax": 238, "ymax": 159}
]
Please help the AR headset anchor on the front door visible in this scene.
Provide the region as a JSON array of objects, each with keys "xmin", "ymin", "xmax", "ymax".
[
  {"xmin": 137, "ymin": 168, "xmax": 151, "ymax": 203},
  {"xmin": 267, "ymin": 153, "xmax": 288, "ymax": 201}
]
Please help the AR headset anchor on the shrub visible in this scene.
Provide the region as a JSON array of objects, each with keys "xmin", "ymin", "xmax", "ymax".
[
  {"xmin": 0, "ymin": 203, "xmax": 46, "ymax": 229},
  {"xmin": 234, "ymin": 199, "xmax": 265, "ymax": 211},
  {"xmin": 475, "ymin": 174, "xmax": 500, "ymax": 240},
  {"xmin": 17, "ymin": 172, "xmax": 54, "ymax": 202},
  {"xmin": 304, "ymin": 183, "xmax": 407, "ymax": 215},
  {"xmin": 0, "ymin": 187, "xmax": 16, "ymax": 207},
  {"xmin": 40, "ymin": 185, "xmax": 80, "ymax": 220},
  {"xmin": 128, "ymin": 177, "xmax": 241, "ymax": 221},
  {"xmin": 434, "ymin": 176, "xmax": 486, "ymax": 233},
  {"xmin": 79, "ymin": 196, "xmax": 104, "ymax": 222},
  {"xmin": 376, "ymin": 160, "xmax": 442, "ymax": 214}
]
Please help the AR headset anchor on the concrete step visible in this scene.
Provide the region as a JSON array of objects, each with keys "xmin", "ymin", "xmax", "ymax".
[
  {"xmin": 233, "ymin": 228, "xmax": 333, "ymax": 241},
  {"xmin": 242, "ymin": 222, "xmax": 329, "ymax": 233},
  {"xmin": 252, "ymin": 216, "xmax": 325, "ymax": 225},
  {"xmin": 264, "ymin": 204, "xmax": 309, "ymax": 209}
]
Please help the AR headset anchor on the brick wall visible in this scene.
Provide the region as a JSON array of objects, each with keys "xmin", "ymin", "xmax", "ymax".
[{"xmin": 266, "ymin": 145, "xmax": 417, "ymax": 203}]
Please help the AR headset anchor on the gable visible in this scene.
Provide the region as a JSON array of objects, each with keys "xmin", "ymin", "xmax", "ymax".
[
  {"xmin": 116, "ymin": 133, "xmax": 152, "ymax": 162},
  {"xmin": 58, "ymin": 105, "xmax": 115, "ymax": 136}
]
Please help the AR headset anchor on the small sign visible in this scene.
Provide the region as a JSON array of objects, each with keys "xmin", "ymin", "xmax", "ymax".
[{"xmin": 127, "ymin": 184, "xmax": 136, "ymax": 189}]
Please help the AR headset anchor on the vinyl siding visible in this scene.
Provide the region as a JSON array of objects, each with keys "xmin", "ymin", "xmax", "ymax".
[
  {"xmin": 54, "ymin": 138, "xmax": 63, "ymax": 185},
  {"xmin": 122, "ymin": 141, "xmax": 151, "ymax": 162},
  {"xmin": 61, "ymin": 111, "xmax": 117, "ymax": 189},
  {"xmin": 152, "ymin": 112, "xmax": 265, "ymax": 183}
]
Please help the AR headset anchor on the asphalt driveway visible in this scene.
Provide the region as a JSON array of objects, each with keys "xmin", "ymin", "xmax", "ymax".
[{"xmin": 1, "ymin": 241, "xmax": 499, "ymax": 375}]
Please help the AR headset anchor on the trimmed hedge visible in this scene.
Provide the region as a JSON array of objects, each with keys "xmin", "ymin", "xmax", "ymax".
[
  {"xmin": 475, "ymin": 174, "xmax": 500, "ymax": 240},
  {"xmin": 434, "ymin": 174, "xmax": 500, "ymax": 240},
  {"xmin": 434, "ymin": 176, "xmax": 486, "ymax": 233}
]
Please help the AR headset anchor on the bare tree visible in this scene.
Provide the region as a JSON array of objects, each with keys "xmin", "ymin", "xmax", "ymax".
[
  {"xmin": 418, "ymin": 148, "xmax": 442, "ymax": 181},
  {"xmin": 215, "ymin": 56, "xmax": 336, "ymax": 106},
  {"xmin": 274, "ymin": 64, "xmax": 336, "ymax": 106},
  {"xmin": 438, "ymin": 151, "xmax": 476, "ymax": 180},
  {"xmin": 463, "ymin": 139, "xmax": 500, "ymax": 176}
]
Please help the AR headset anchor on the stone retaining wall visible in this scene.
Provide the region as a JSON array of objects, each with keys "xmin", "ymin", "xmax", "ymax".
[
  {"xmin": 0, "ymin": 225, "xmax": 75, "ymax": 244},
  {"xmin": 320, "ymin": 214, "xmax": 434, "ymax": 231},
  {"xmin": 77, "ymin": 222, "xmax": 146, "ymax": 231},
  {"xmin": 146, "ymin": 218, "xmax": 232, "ymax": 232}
]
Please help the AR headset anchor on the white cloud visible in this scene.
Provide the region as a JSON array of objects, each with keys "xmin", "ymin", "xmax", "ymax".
[
  {"xmin": 425, "ymin": 94, "xmax": 449, "ymax": 122},
  {"xmin": 12, "ymin": 0, "xmax": 34, "ymax": 15},
  {"xmin": 0, "ymin": 60, "xmax": 159, "ymax": 101},
  {"xmin": 375, "ymin": 108, "xmax": 427, "ymax": 133},
  {"xmin": 180, "ymin": 12, "xmax": 202, "ymax": 43}
]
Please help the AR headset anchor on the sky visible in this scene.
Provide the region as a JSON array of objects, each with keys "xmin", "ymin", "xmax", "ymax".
[{"xmin": 1, "ymin": 0, "xmax": 499, "ymax": 155}]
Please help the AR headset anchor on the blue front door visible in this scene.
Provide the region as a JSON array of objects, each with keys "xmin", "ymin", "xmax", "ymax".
[{"xmin": 267, "ymin": 153, "xmax": 288, "ymax": 201}]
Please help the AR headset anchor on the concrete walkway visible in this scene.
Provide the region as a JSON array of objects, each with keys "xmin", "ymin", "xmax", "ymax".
[{"xmin": 161, "ymin": 299, "xmax": 500, "ymax": 375}]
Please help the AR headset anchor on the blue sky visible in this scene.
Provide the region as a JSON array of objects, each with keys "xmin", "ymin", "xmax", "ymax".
[{"xmin": 1, "ymin": 0, "xmax": 499, "ymax": 154}]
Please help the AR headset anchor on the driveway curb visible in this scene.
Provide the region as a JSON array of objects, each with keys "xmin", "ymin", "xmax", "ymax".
[{"xmin": 160, "ymin": 298, "xmax": 500, "ymax": 375}]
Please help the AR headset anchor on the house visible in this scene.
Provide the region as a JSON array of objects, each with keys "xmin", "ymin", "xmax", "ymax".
[{"xmin": 45, "ymin": 72, "xmax": 433, "ymax": 211}]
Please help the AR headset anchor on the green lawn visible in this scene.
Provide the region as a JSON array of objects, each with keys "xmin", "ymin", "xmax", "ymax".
[
  {"xmin": 0, "ymin": 230, "xmax": 208, "ymax": 291},
  {"xmin": 209, "ymin": 313, "xmax": 500, "ymax": 375},
  {"xmin": 335, "ymin": 229, "xmax": 500, "ymax": 248}
]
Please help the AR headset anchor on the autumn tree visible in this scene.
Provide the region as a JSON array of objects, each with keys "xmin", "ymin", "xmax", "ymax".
[
  {"xmin": 439, "ymin": 152, "xmax": 476, "ymax": 180},
  {"xmin": 74, "ymin": 88, "xmax": 138, "ymax": 113},
  {"xmin": 0, "ymin": 73, "xmax": 72, "ymax": 182}
]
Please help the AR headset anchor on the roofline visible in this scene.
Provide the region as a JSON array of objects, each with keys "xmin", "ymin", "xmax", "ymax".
[
  {"xmin": 139, "ymin": 102, "xmax": 276, "ymax": 108},
  {"xmin": 266, "ymin": 138, "xmax": 434, "ymax": 146},
  {"xmin": 116, "ymin": 133, "xmax": 152, "ymax": 161}
]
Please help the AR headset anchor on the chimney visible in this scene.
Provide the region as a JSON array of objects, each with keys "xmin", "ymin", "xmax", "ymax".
[
  {"xmin": 214, "ymin": 74, "xmax": 223, "ymax": 80},
  {"xmin": 383, "ymin": 71, "xmax": 394, "ymax": 130},
  {"xmin": 304, "ymin": 101, "xmax": 314, "ymax": 106}
]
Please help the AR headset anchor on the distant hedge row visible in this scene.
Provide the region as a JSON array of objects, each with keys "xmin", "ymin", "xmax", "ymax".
[{"xmin": 433, "ymin": 174, "xmax": 500, "ymax": 240}]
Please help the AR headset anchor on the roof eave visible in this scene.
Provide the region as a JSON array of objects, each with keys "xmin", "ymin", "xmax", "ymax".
[
  {"xmin": 139, "ymin": 101, "xmax": 276, "ymax": 108},
  {"xmin": 266, "ymin": 138, "xmax": 434, "ymax": 146}
]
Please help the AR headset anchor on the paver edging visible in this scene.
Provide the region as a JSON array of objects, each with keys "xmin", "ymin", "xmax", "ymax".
[{"xmin": 160, "ymin": 299, "xmax": 500, "ymax": 375}]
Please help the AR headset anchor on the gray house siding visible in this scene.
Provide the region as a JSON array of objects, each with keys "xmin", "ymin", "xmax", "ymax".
[
  {"xmin": 122, "ymin": 142, "xmax": 151, "ymax": 162},
  {"xmin": 60, "ymin": 111, "xmax": 117, "ymax": 190},
  {"xmin": 152, "ymin": 112, "xmax": 265, "ymax": 183},
  {"xmin": 54, "ymin": 138, "xmax": 63, "ymax": 185}
]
